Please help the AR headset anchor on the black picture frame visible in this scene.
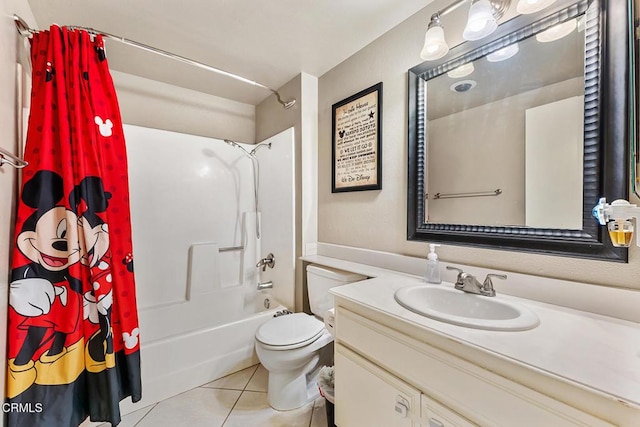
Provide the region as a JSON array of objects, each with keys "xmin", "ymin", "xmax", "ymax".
[
  {"xmin": 332, "ymin": 82, "xmax": 383, "ymax": 192},
  {"xmin": 407, "ymin": 0, "xmax": 633, "ymax": 261}
]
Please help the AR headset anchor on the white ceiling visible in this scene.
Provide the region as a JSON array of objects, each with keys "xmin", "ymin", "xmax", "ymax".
[{"xmin": 26, "ymin": 0, "xmax": 434, "ymax": 105}]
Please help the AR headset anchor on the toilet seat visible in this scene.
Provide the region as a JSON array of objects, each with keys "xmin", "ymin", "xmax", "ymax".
[{"xmin": 256, "ymin": 313, "xmax": 325, "ymax": 350}]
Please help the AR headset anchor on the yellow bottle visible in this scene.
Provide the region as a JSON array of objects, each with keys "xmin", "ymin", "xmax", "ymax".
[{"xmin": 607, "ymin": 220, "xmax": 634, "ymax": 247}]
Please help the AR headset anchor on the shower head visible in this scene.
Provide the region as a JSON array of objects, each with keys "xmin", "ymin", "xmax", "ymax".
[
  {"xmin": 224, "ymin": 139, "xmax": 252, "ymax": 158},
  {"xmin": 250, "ymin": 142, "xmax": 271, "ymax": 156},
  {"xmin": 224, "ymin": 139, "xmax": 271, "ymax": 157}
]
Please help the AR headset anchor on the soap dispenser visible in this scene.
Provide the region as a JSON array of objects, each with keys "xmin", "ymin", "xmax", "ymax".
[{"xmin": 425, "ymin": 244, "xmax": 441, "ymax": 284}]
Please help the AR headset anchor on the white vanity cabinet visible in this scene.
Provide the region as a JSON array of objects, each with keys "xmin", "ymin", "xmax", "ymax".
[
  {"xmin": 336, "ymin": 344, "xmax": 475, "ymax": 427},
  {"xmin": 335, "ymin": 345, "xmax": 422, "ymax": 426},
  {"xmin": 333, "ymin": 305, "xmax": 617, "ymax": 427}
]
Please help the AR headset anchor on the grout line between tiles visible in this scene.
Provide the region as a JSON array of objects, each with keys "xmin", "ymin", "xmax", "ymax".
[
  {"xmin": 308, "ymin": 399, "xmax": 316, "ymax": 427},
  {"xmin": 200, "ymin": 364, "xmax": 259, "ymax": 391},
  {"xmin": 132, "ymin": 403, "xmax": 158, "ymax": 427},
  {"xmin": 220, "ymin": 389, "xmax": 244, "ymax": 427},
  {"xmin": 243, "ymin": 364, "xmax": 261, "ymax": 391}
]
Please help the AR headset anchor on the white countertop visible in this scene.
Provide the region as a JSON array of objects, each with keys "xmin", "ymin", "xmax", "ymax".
[{"xmin": 304, "ymin": 255, "xmax": 640, "ymax": 409}]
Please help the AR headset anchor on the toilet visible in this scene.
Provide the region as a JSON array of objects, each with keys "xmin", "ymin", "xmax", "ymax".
[{"xmin": 255, "ymin": 265, "xmax": 366, "ymax": 411}]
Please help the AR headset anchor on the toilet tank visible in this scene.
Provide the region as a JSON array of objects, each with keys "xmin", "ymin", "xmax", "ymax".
[{"xmin": 306, "ymin": 265, "xmax": 366, "ymax": 318}]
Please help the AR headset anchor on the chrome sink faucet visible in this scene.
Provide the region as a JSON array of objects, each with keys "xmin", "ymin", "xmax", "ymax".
[{"xmin": 446, "ymin": 266, "xmax": 506, "ymax": 297}]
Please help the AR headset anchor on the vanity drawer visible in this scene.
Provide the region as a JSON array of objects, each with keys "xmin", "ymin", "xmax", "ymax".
[
  {"xmin": 422, "ymin": 394, "xmax": 477, "ymax": 427},
  {"xmin": 336, "ymin": 307, "xmax": 613, "ymax": 427}
]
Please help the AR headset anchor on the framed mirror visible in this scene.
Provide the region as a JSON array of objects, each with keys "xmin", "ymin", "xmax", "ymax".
[
  {"xmin": 634, "ymin": 11, "xmax": 640, "ymax": 199},
  {"xmin": 407, "ymin": 0, "xmax": 634, "ymax": 261}
]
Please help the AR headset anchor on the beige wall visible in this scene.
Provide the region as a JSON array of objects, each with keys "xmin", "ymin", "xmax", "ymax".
[
  {"xmin": 112, "ymin": 70, "xmax": 255, "ymax": 143},
  {"xmin": 318, "ymin": 0, "xmax": 640, "ymax": 290},
  {"xmin": 1, "ymin": 0, "xmax": 37, "ymax": 418},
  {"xmin": 256, "ymin": 73, "xmax": 318, "ymax": 311}
]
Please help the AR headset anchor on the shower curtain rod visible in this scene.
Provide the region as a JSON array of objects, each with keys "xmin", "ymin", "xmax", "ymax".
[{"xmin": 13, "ymin": 14, "xmax": 297, "ymax": 109}]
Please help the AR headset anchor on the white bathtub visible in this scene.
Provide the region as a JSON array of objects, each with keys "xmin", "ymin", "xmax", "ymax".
[{"xmin": 120, "ymin": 294, "xmax": 285, "ymax": 413}]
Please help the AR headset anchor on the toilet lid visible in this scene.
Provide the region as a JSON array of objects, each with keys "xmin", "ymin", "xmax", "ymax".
[{"xmin": 256, "ymin": 313, "xmax": 325, "ymax": 348}]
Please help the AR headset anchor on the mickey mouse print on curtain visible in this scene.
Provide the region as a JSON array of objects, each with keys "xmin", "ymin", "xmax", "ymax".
[{"xmin": 6, "ymin": 26, "xmax": 141, "ymax": 427}]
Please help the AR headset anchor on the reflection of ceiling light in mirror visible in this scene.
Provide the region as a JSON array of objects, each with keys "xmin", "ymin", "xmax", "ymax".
[
  {"xmin": 536, "ymin": 19, "xmax": 577, "ymax": 43},
  {"xmin": 420, "ymin": 17, "xmax": 450, "ymax": 61},
  {"xmin": 463, "ymin": 0, "xmax": 498, "ymax": 41},
  {"xmin": 487, "ymin": 43, "xmax": 519, "ymax": 62},
  {"xmin": 450, "ymin": 80, "xmax": 477, "ymax": 93},
  {"xmin": 516, "ymin": 0, "xmax": 557, "ymax": 14},
  {"xmin": 577, "ymin": 15, "xmax": 585, "ymax": 32},
  {"xmin": 447, "ymin": 63, "xmax": 475, "ymax": 78}
]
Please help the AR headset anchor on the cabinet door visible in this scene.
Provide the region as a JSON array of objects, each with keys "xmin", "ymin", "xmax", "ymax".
[
  {"xmin": 422, "ymin": 394, "xmax": 477, "ymax": 427},
  {"xmin": 335, "ymin": 344, "xmax": 421, "ymax": 427}
]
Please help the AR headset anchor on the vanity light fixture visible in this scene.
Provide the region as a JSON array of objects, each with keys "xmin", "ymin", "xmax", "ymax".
[
  {"xmin": 516, "ymin": 0, "xmax": 557, "ymax": 14},
  {"xmin": 486, "ymin": 43, "xmax": 519, "ymax": 61},
  {"xmin": 420, "ymin": 0, "xmax": 511, "ymax": 61},
  {"xmin": 447, "ymin": 62, "xmax": 475, "ymax": 78},
  {"xmin": 535, "ymin": 18, "xmax": 576, "ymax": 42},
  {"xmin": 420, "ymin": 14, "xmax": 450, "ymax": 60},
  {"xmin": 463, "ymin": 0, "xmax": 499, "ymax": 41}
]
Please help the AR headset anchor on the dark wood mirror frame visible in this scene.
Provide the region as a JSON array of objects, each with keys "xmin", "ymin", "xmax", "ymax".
[{"xmin": 407, "ymin": 0, "xmax": 634, "ymax": 262}]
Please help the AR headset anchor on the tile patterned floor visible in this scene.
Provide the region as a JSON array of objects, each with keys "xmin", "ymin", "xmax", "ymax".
[{"xmin": 81, "ymin": 364, "xmax": 328, "ymax": 427}]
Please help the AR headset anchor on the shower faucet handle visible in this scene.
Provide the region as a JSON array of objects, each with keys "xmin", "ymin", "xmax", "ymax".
[{"xmin": 256, "ymin": 253, "xmax": 275, "ymax": 271}]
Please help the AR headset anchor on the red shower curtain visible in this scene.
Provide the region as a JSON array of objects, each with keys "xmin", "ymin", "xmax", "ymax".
[{"xmin": 6, "ymin": 26, "xmax": 141, "ymax": 426}]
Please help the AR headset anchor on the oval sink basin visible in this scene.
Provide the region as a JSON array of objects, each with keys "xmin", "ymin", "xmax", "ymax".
[{"xmin": 394, "ymin": 285, "xmax": 539, "ymax": 331}]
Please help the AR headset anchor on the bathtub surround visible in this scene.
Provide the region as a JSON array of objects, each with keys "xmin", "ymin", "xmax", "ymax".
[
  {"xmin": 256, "ymin": 73, "xmax": 319, "ymax": 312},
  {"xmin": 120, "ymin": 125, "xmax": 295, "ymax": 410},
  {"xmin": 255, "ymin": 132, "xmax": 297, "ymax": 309}
]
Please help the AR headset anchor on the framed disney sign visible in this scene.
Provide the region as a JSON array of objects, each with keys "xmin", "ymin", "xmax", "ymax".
[{"xmin": 332, "ymin": 82, "xmax": 382, "ymax": 192}]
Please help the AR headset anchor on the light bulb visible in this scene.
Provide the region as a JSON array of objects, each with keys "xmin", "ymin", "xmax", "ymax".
[
  {"xmin": 516, "ymin": 0, "xmax": 557, "ymax": 14},
  {"xmin": 447, "ymin": 63, "xmax": 475, "ymax": 78},
  {"xmin": 463, "ymin": 0, "xmax": 498, "ymax": 41},
  {"xmin": 487, "ymin": 43, "xmax": 519, "ymax": 62},
  {"xmin": 536, "ymin": 19, "xmax": 577, "ymax": 43}
]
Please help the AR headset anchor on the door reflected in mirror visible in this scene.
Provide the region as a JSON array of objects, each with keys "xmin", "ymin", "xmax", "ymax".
[{"xmin": 424, "ymin": 15, "xmax": 585, "ymax": 229}]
